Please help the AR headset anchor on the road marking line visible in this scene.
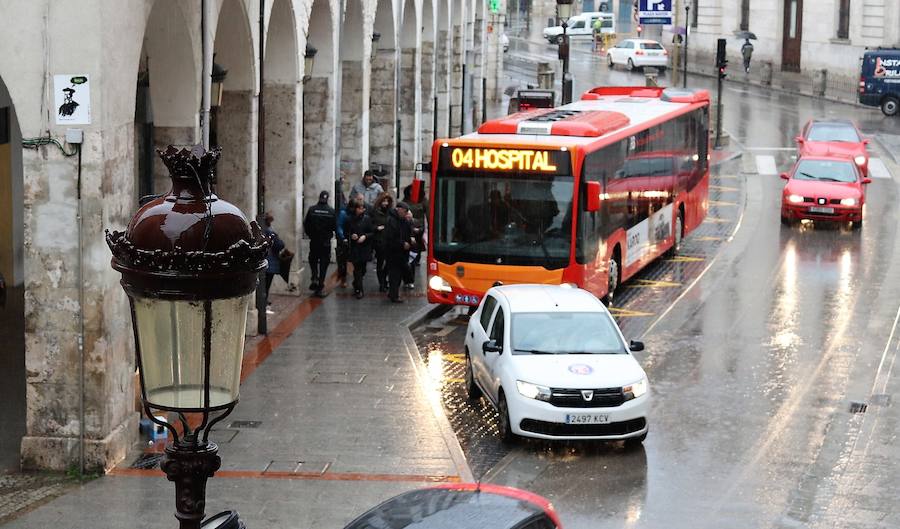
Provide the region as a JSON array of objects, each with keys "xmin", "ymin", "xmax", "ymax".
[
  {"xmin": 868, "ymin": 158, "xmax": 892, "ymax": 179},
  {"xmin": 626, "ymin": 279, "xmax": 682, "ymax": 288},
  {"xmin": 665, "ymin": 255, "xmax": 705, "ymax": 262},
  {"xmin": 704, "ymin": 217, "xmax": 733, "ymax": 224},
  {"xmin": 710, "ymin": 200, "xmax": 738, "ymax": 207},
  {"xmin": 745, "ymin": 147, "xmax": 795, "ymax": 151},
  {"xmin": 696, "ymin": 236, "xmax": 724, "ymax": 241},
  {"xmin": 444, "ymin": 377, "xmax": 465, "ymax": 384},
  {"xmin": 710, "ymin": 185, "xmax": 740, "ymax": 192},
  {"xmin": 433, "ymin": 325, "xmax": 457, "ymax": 337},
  {"xmin": 608, "ymin": 307, "xmax": 655, "ymax": 317},
  {"xmin": 755, "ymin": 154, "xmax": 778, "ymax": 175},
  {"xmin": 443, "ymin": 353, "xmax": 466, "ymax": 365},
  {"xmin": 716, "ymin": 174, "xmax": 740, "ymax": 179}
]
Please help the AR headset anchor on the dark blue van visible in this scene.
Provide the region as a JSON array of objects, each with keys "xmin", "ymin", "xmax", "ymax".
[{"xmin": 859, "ymin": 48, "xmax": 900, "ymax": 116}]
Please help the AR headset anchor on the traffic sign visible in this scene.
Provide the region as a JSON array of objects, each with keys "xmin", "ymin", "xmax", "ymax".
[{"xmin": 638, "ymin": 0, "xmax": 672, "ymax": 24}]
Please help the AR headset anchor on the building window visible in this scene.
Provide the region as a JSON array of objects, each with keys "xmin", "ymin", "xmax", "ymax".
[
  {"xmin": 690, "ymin": 0, "xmax": 698, "ymax": 27},
  {"xmin": 837, "ymin": 0, "xmax": 850, "ymax": 39},
  {"xmin": 740, "ymin": 0, "xmax": 750, "ymax": 30}
]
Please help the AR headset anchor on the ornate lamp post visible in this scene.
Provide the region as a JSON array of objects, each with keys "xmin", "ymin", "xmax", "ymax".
[
  {"xmin": 107, "ymin": 145, "xmax": 268, "ymax": 529},
  {"xmin": 303, "ymin": 43, "xmax": 318, "ymax": 83},
  {"xmin": 556, "ymin": 0, "xmax": 574, "ymax": 104}
]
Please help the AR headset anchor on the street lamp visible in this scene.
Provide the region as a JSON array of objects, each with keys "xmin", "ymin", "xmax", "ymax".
[
  {"xmin": 372, "ymin": 31, "xmax": 381, "ymax": 57},
  {"xmin": 107, "ymin": 145, "xmax": 268, "ymax": 529},
  {"xmin": 683, "ymin": 5, "xmax": 690, "ymax": 88},
  {"xmin": 556, "ymin": 0, "xmax": 574, "ymax": 104},
  {"xmin": 303, "ymin": 43, "xmax": 318, "ymax": 83},
  {"xmin": 211, "ymin": 60, "xmax": 228, "ymax": 108}
]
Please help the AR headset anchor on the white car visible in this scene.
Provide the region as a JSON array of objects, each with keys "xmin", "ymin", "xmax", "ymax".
[
  {"xmin": 464, "ymin": 284, "xmax": 650, "ymax": 444},
  {"xmin": 542, "ymin": 12, "xmax": 614, "ymax": 44},
  {"xmin": 607, "ymin": 38, "xmax": 669, "ymax": 71}
]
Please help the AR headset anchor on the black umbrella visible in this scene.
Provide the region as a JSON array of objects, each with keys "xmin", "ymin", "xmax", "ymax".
[{"xmin": 735, "ymin": 31, "xmax": 757, "ymax": 40}]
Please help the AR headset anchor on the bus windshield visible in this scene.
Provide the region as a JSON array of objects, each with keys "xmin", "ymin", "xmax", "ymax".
[{"xmin": 433, "ymin": 170, "xmax": 574, "ymax": 268}]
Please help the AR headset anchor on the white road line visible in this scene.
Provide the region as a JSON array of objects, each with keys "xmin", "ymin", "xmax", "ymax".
[
  {"xmin": 745, "ymin": 147, "xmax": 796, "ymax": 151},
  {"xmin": 868, "ymin": 158, "xmax": 892, "ymax": 179},
  {"xmin": 755, "ymin": 154, "xmax": 778, "ymax": 175}
]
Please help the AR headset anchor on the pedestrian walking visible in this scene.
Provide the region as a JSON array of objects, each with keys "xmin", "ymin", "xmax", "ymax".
[
  {"xmin": 303, "ymin": 190, "xmax": 336, "ymax": 298},
  {"xmin": 346, "ymin": 199, "xmax": 375, "ymax": 299},
  {"xmin": 349, "ymin": 170, "xmax": 385, "ymax": 208},
  {"xmin": 263, "ymin": 212, "xmax": 286, "ymax": 311},
  {"xmin": 371, "ymin": 192, "xmax": 394, "ymax": 293},
  {"xmin": 335, "ymin": 200, "xmax": 353, "ymax": 288},
  {"xmin": 383, "ymin": 201, "xmax": 414, "ymax": 303},
  {"xmin": 401, "ymin": 185, "xmax": 427, "ymax": 289}
]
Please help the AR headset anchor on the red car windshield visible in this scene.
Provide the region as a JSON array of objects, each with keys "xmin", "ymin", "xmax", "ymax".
[
  {"xmin": 794, "ymin": 160, "xmax": 857, "ymax": 183},
  {"xmin": 807, "ymin": 124, "xmax": 860, "ymax": 142}
]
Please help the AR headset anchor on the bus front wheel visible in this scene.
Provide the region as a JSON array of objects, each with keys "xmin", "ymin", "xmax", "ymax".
[{"xmin": 604, "ymin": 256, "xmax": 620, "ymax": 306}]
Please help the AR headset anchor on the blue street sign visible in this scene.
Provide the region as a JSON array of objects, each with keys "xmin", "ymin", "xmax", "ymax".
[{"xmin": 638, "ymin": 0, "xmax": 672, "ymax": 24}]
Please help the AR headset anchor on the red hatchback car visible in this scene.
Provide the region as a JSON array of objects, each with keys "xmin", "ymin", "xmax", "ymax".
[
  {"xmin": 781, "ymin": 156, "xmax": 871, "ymax": 228},
  {"xmin": 796, "ymin": 119, "xmax": 870, "ymax": 176}
]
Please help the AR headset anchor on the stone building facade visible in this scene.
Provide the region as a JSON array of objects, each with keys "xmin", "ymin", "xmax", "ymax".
[
  {"xmin": 659, "ymin": 0, "xmax": 900, "ymax": 101},
  {"xmin": 0, "ymin": 0, "xmax": 504, "ymax": 472}
]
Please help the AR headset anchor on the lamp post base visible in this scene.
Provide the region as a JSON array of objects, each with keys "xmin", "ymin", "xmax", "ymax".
[{"xmin": 161, "ymin": 442, "xmax": 222, "ymax": 529}]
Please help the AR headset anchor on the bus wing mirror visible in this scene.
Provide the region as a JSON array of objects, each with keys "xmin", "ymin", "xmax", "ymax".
[{"xmin": 585, "ymin": 181, "xmax": 602, "ymax": 212}]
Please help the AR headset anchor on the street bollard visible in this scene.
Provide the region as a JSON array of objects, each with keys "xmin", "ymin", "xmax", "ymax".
[
  {"xmin": 644, "ymin": 67, "xmax": 658, "ymax": 87},
  {"xmin": 812, "ymin": 69, "xmax": 827, "ymax": 97},
  {"xmin": 537, "ymin": 62, "xmax": 555, "ymax": 90},
  {"xmin": 760, "ymin": 61, "xmax": 773, "ymax": 86}
]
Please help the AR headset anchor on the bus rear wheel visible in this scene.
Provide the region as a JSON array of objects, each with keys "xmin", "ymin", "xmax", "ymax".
[
  {"xmin": 882, "ymin": 96, "xmax": 899, "ymax": 117},
  {"xmin": 604, "ymin": 256, "xmax": 620, "ymax": 306},
  {"xmin": 666, "ymin": 212, "xmax": 683, "ymax": 257}
]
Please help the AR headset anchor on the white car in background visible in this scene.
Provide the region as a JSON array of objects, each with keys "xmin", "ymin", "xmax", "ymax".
[
  {"xmin": 607, "ymin": 38, "xmax": 669, "ymax": 71},
  {"xmin": 463, "ymin": 284, "xmax": 650, "ymax": 445}
]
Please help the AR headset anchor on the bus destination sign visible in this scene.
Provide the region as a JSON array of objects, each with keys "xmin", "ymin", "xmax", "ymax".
[{"xmin": 440, "ymin": 146, "xmax": 570, "ymax": 175}]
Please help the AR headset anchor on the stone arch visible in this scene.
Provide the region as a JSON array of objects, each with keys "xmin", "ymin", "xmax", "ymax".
[
  {"xmin": 398, "ymin": 0, "xmax": 418, "ymax": 191},
  {"xmin": 264, "ymin": 0, "xmax": 302, "ymax": 293},
  {"xmin": 340, "ymin": 0, "xmax": 366, "ymax": 192},
  {"xmin": 136, "ymin": 0, "xmax": 200, "ymax": 200},
  {"xmin": 419, "ymin": 0, "xmax": 436, "ymax": 162},
  {"xmin": 213, "ymin": 0, "xmax": 257, "ymax": 216},
  {"xmin": 303, "ymin": 0, "xmax": 337, "ymax": 209},
  {"xmin": 0, "ymin": 75, "xmax": 25, "ymax": 472},
  {"xmin": 369, "ymin": 0, "xmax": 397, "ymax": 185}
]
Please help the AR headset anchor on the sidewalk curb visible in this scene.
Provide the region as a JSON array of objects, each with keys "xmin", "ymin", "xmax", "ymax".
[{"xmin": 400, "ymin": 304, "xmax": 475, "ymax": 483}]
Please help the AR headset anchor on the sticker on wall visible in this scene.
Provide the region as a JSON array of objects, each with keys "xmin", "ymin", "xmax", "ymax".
[{"xmin": 54, "ymin": 75, "xmax": 91, "ymax": 125}]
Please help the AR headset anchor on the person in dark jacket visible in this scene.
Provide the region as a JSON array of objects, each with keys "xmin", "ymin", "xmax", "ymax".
[
  {"xmin": 383, "ymin": 202, "xmax": 414, "ymax": 303},
  {"xmin": 370, "ymin": 191, "xmax": 394, "ymax": 293},
  {"xmin": 335, "ymin": 200, "xmax": 353, "ymax": 288},
  {"xmin": 263, "ymin": 212, "xmax": 285, "ymax": 301},
  {"xmin": 346, "ymin": 199, "xmax": 375, "ymax": 299},
  {"xmin": 303, "ymin": 190, "xmax": 336, "ymax": 298}
]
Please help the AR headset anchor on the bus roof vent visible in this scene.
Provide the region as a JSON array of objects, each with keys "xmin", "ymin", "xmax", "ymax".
[
  {"xmin": 660, "ymin": 87, "xmax": 710, "ymax": 103},
  {"xmin": 546, "ymin": 110, "xmax": 630, "ymax": 137},
  {"xmin": 478, "ymin": 110, "xmax": 629, "ymax": 137}
]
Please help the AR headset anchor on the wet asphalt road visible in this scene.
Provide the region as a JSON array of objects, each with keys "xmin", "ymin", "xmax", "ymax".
[{"xmin": 413, "ymin": 39, "xmax": 900, "ymax": 529}]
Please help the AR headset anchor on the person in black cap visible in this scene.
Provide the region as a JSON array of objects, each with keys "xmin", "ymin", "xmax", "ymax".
[
  {"xmin": 383, "ymin": 201, "xmax": 414, "ymax": 303},
  {"xmin": 303, "ymin": 190, "xmax": 336, "ymax": 297}
]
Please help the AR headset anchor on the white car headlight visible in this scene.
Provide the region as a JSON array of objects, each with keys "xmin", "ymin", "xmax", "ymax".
[
  {"xmin": 787, "ymin": 194, "xmax": 804, "ymax": 204},
  {"xmin": 854, "ymin": 155, "xmax": 866, "ymax": 166},
  {"xmin": 624, "ymin": 378, "xmax": 648, "ymax": 399},
  {"xmin": 428, "ymin": 275, "xmax": 452, "ymax": 293},
  {"xmin": 516, "ymin": 380, "xmax": 552, "ymax": 402},
  {"xmin": 840, "ymin": 197, "xmax": 857, "ymax": 206}
]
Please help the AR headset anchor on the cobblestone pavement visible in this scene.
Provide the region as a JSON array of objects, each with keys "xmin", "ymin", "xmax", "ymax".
[{"xmin": 0, "ymin": 473, "xmax": 78, "ymax": 525}]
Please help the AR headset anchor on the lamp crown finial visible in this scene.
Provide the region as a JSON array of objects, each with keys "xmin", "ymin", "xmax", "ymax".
[{"xmin": 157, "ymin": 144, "xmax": 221, "ymax": 183}]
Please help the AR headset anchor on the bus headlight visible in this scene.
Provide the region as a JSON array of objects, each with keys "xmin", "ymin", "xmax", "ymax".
[
  {"xmin": 428, "ymin": 275, "xmax": 452, "ymax": 293},
  {"xmin": 840, "ymin": 197, "xmax": 857, "ymax": 206},
  {"xmin": 854, "ymin": 155, "xmax": 866, "ymax": 166},
  {"xmin": 787, "ymin": 194, "xmax": 804, "ymax": 204},
  {"xmin": 516, "ymin": 380, "xmax": 552, "ymax": 402},
  {"xmin": 624, "ymin": 378, "xmax": 648, "ymax": 399}
]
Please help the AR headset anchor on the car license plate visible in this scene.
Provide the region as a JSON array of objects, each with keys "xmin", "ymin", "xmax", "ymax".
[
  {"xmin": 566, "ymin": 413, "xmax": 609, "ymax": 424},
  {"xmin": 809, "ymin": 206, "xmax": 834, "ymax": 214}
]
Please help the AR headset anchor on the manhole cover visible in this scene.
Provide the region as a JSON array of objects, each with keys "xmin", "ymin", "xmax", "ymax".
[
  {"xmin": 228, "ymin": 420, "xmax": 262, "ymax": 429},
  {"xmin": 849, "ymin": 401, "xmax": 868, "ymax": 414},
  {"xmin": 130, "ymin": 453, "xmax": 163, "ymax": 469}
]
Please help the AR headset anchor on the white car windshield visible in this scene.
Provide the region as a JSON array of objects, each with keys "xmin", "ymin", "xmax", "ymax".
[{"xmin": 512, "ymin": 312, "xmax": 626, "ymax": 354}]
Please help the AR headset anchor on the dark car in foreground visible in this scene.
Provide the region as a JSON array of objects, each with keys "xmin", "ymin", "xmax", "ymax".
[{"xmin": 343, "ymin": 483, "xmax": 562, "ymax": 529}]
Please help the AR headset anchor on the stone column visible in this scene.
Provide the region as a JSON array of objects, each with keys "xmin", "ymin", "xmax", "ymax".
[
  {"xmin": 420, "ymin": 40, "xmax": 435, "ymax": 163},
  {"xmin": 21, "ymin": 124, "xmax": 139, "ymax": 472},
  {"xmin": 369, "ymin": 50, "xmax": 397, "ymax": 178},
  {"xmin": 472, "ymin": 14, "xmax": 484, "ymax": 127},
  {"xmin": 450, "ymin": 24, "xmax": 464, "ymax": 137},
  {"xmin": 264, "ymin": 82, "xmax": 301, "ymax": 294},
  {"xmin": 303, "ymin": 77, "xmax": 336, "ymax": 209},
  {"xmin": 340, "ymin": 61, "xmax": 365, "ymax": 194},
  {"xmin": 215, "ymin": 90, "xmax": 258, "ymax": 217},
  {"xmin": 151, "ymin": 127, "xmax": 195, "ymax": 193},
  {"xmin": 435, "ymin": 29, "xmax": 450, "ymax": 138},
  {"xmin": 399, "ymin": 47, "xmax": 417, "ymax": 191}
]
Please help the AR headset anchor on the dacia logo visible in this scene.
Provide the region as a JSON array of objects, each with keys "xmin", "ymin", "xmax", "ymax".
[{"xmin": 581, "ymin": 390, "xmax": 594, "ymax": 401}]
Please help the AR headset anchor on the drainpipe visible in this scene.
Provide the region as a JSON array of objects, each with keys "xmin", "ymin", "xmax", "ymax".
[
  {"xmin": 256, "ymin": 0, "xmax": 267, "ymax": 335},
  {"xmin": 76, "ymin": 142, "xmax": 84, "ymax": 476}
]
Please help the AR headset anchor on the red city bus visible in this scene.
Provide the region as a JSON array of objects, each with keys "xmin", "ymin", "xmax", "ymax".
[{"xmin": 426, "ymin": 86, "xmax": 710, "ymax": 306}]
